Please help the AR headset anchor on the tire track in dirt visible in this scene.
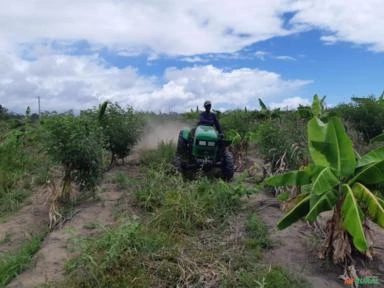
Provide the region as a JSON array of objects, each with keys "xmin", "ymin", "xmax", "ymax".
[{"xmin": 7, "ymin": 166, "xmax": 139, "ymax": 288}]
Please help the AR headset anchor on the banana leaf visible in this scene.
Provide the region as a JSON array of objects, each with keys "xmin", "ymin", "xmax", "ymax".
[
  {"xmin": 277, "ymin": 194, "xmax": 310, "ymax": 230},
  {"xmin": 311, "ymin": 167, "xmax": 339, "ymax": 195},
  {"xmin": 312, "ymin": 95, "xmax": 321, "ymax": 117},
  {"xmin": 306, "ymin": 190, "xmax": 338, "ymax": 222},
  {"xmin": 259, "ymin": 98, "xmax": 268, "ymax": 111},
  {"xmin": 308, "ymin": 117, "xmax": 329, "ymax": 167},
  {"xmin": 379, "ymin": 197, "xmax": 384, "ymax": 209},
  {"xmin": 371, "ymin": 132, "xmax": 384, "ymax": 143},
  {"xmin": 351, "ymin": 160, "xmax": 384, "ymax": 185},
  {"xmin": 357, "ymin": 146, "xmax": 384, "ymax": 167},
  {"xmin": 341, "ymin": 184, "xmax": 368, "ymax": 252},
  {"xmin": 324, "ymin": 117, "xmax": 356, "ymax": 177},
  {"xmin": 265, "ymin": 170, "xmax": 311, "ymax": 187},
  {"xmin": 352, "ymin": 183, "xmax": 384, "ymax": 228}
]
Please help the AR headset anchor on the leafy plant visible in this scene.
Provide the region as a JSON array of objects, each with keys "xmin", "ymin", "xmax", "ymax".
[
  {"xmin": 335, "ymin": 95, "xmax": 384, "ymax": 142},
  {"xmin": 256, "ymin": 117, "xmax": 307, "ymax": 173},
  {"xmin": 98, "ymin": 102, "xmax": 143, "ymax": 165},
  {"xmin": 43, "ymin": 113, "xmax": 104, "ymax": 201},
  {"xmin": 257, "ymin": 98, "xmax": 281, "ymax": 121},
  {"xmin": 0, "ymin": 123, "xmax": 51, "ymax": 217},
  {"xmin": 266, "ymin": 95, "xmax": 384, "ymax": 264},
  {"xmin": 227, "ymin": 129, "xmax": 257, "ymax": 171}
]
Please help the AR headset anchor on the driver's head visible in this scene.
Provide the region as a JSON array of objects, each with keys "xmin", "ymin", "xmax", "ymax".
[{"xmin": 203, "ymin": 100, "xmax": 212, "ymax": 112}]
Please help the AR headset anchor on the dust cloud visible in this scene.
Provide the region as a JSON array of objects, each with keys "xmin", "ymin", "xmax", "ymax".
[{"xmin": 136, "ymin": 121, "xmax": 192, "ymax": 150}]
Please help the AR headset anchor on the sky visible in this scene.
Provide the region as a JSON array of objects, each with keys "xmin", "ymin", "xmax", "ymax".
[{"xmin": 0, "ymin": 0, "xmax": 383, "ymax": 113}]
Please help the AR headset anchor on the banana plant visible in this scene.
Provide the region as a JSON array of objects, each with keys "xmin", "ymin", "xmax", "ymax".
[
  {"xmin": 265, "ymin": 95, "xmax": 384, "ymax": 263},
  {"xmin": 227, "ymin": 129, "xmax": 257, "ymax": 171},
  {"xmin": 257, "ymin": 98, "xmax": 281, "ymax": 120}
]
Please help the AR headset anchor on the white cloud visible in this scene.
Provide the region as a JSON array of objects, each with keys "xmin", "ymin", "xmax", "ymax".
[
  {"xmin": 275, "ymin": 55, "xmax": 296, "ymax": 61},
  {"xmin": 291, "ymin": 0, "xmax": 384, "ymax": 51},
  {"xmin": 0, "ymin": 0, "xmax": 382, "ymax": 57},
  {"xmin": 0, "ymin": 0, "xmax": 298, "ymax": 56},
  {"xmin": 0, "ymin": 53, "xmax": 156, "ymax": 113},
  {"xmin": 254, "ymin": 51, "xmax": 269, "ymax": 61},
  {"xmin": 0, "ymin": 54, "xmax": 312, "ymax": 113},
  {"xmin": 270, "ymin": 96, "xmax": 311, "ymax": 109}
]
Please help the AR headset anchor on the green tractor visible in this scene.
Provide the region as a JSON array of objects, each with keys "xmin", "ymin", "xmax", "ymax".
[{"xmin": 173, "ymin": 125, "xmax": 234, "ymax": 180}]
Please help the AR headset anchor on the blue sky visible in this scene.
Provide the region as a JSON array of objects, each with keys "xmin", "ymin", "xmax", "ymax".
[{"xmin": 0, "ymin": 0, "xmax": 383, "ymax": 113}]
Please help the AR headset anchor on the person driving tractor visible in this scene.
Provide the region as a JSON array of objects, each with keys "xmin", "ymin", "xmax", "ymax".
[{"xmin": 197, "ymin": 100, "xmax": 222, "ymax": 134}]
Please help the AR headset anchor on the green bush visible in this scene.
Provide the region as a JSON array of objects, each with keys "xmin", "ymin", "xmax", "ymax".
[
  {"xmin": 335, "ymin": 96, "xmax": 384, "ymax": 142},
  {"xmin": 0, "ymin": 123, "xmax": 51, "ymax": 217},
  {"xmin": 221, "ymin": 109, "xmax": 258, "ymax": 137},
  {"xmin": 256, "ymin": 115, "xmax": 307, "ymax": 172},
  {"xmin": 42, "ymin": 113, "xmax": 104, "ymax": 200},
  {"xmin": 99, "ymin": 102, "xmax": 144, "ymax": 164}
]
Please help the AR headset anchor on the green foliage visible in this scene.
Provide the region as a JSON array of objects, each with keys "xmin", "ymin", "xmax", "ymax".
[
  {"xmin": 0, "ymin": 122, "xmax": 51, "ymax": 217},
  {"xmin": 266, "ymin": 95, "xmax": 384, "ymax": 260},
  {"xmin": 220, "ymin": 109, "xmax": 257, "ymax": 137},
  {"xmin": 0, "ymin": 234, "xmax": 44, "ymax": 286},
  {"xmin": 99, "ymin": 102, "xmax": 143, "ymax": 163},
  {"xmin": 335, "ymin": 96, "xmax": 384, "ymax": 142},
  {"xmin": 42, "ymin": 113, "xmax": 104, "ymax": 197},
  {"xmin": 372, "ymin": 132, "xmax": 384, "ymax": 143},
  {"xmin": 257, "ymin": 98, "xmax": 281, "ymax": 121},
  {"xmin": 256, "ymin": 116, "xmax": 307, "ymax": 171}
]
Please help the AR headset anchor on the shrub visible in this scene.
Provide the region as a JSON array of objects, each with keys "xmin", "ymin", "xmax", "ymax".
[
  {"xmin": 335, "ymin": 96, "xmax": 384, "ymax": 142},
  {"xmin": 99, "ymin": 102, "xmax": 144, "ymax": 165},
  {"xmin": 42, "ymin": 113, "xmax": 103, "ymax": 201},
  {"xmin": 0, "ymin": 122, "xmax": 51, "ymax": 217},
  {"xmin": 256, "ymin": 115, "xmax": 307, "ymax": 172}
]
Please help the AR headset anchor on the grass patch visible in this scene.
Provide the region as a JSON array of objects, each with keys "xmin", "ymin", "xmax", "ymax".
[
  {"xmin": 264, "ymin": 266, "xmax": 312, "ymax": 288},
  {"xmin": 0, "ymin": 233, "xmax": 11, "ymax": 245},
  {"xmin": 244, "ymin": 214, "xmax": 272, "ymax": 252},
  {"xmin": 0, "ymin": 234, "xmax": 45, "ymax": 286},
  {"xmin": 223, "ymin": 265, "xmax": 311, "ymax": 288},
  {"xmin": 64, "ymin": 221, "xmax": 180, "ymax": 288},
  {"xmin": 139, "ymin": 141, "xmax": 176, "ymax": 167},
  {"xmin": 113, "ymin": 170, "xmax": 131, "ymax": 190},
  {"xmin": 135, "ymin": 165, "xmax": 241, "ymax": 233},
  {"xmin": 0, "ymin": 187, "xmax": 30, "ymax": 218}
]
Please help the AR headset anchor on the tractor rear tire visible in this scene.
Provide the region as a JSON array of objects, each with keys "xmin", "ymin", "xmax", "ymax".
[
  {"xmin": 173, "ymin": 155, "xmax": 183, "ymax": 174},
  {"xmin": 176, "ymin": 131, "xmax": 188, "ymax": 156},
  {"xmin": 221, "ymin": 149, "xmax": 234, "ymax": 180}
]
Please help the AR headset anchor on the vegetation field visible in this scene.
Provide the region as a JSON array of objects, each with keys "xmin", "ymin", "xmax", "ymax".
[{"xmin": 0, "ymin": 96, "xmax": 383, "ymax": 288}]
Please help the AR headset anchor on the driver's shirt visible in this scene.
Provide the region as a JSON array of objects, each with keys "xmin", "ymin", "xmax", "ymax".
[{"xmin": 198, "ymin": 111, "xmax": 222, "ymax": 133}]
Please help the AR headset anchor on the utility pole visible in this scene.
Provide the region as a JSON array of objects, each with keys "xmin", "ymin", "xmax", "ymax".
[{"xmin": 38, "ymin": 96, "xmax": 41, "ymax": 117}]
